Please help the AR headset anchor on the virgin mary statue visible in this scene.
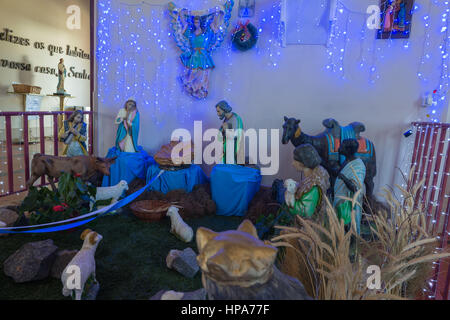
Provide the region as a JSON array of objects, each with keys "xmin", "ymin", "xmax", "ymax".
[
  {"xmin": 115, "ymin": 99, "xmax": 139, "ymax": 153},
  {"xmin": 169, "ymin": 0, "xmax": 234, "ymax": 99}
]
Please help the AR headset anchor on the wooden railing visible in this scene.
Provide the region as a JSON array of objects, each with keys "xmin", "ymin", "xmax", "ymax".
[
  {"xmin": 0, "ymin": 111, "xmax": 94, "ymax": 198},
  {"xmin": 410, "ymin": 122, "xmax": 449, "ymax": 300}
]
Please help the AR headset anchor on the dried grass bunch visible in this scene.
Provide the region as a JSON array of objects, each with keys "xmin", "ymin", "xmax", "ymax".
[{"xmin": 271, "ymin": 169, "xmax": 450, "ymax": 300}]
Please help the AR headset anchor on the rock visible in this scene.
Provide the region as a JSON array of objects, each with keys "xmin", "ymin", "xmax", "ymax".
[
  {"xmin": 3, "ymin": 239, "xmax": 58, "ymax": 283},
  {"xmin": 161, "ymin": 290, "xmax": 185, "ymax": 300},
  {"xmin": 50, "ymin": 250, "xmax": 78, "ymax": 279},
  {"xmin": 166, "ymin": 247, "xmax": 199, "ymax": 278},
  {"xmin": 0, "ymin": 208, "xmax": 19, "ymax": 225},
  {"xmin": 150, "ymin": 288, "xmax": 206, "ymax": 300},
  {"xmin": 0, "ymin": 208, "xmax": 19, "ymax": 237}
]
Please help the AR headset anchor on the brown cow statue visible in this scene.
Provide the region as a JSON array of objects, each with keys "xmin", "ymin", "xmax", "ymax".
[{"xmin": 27, "ymin": 154, "xmax": 117, "ymax": 191}]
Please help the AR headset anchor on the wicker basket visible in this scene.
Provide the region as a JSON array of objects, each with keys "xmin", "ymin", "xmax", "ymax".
[
  {"xmin": 12, "ymin": 84, "xmax": 42, "ymax": 94},
  {"xmin": 130, "ymin": 200, "xmax": 172, "ymax": 222}
]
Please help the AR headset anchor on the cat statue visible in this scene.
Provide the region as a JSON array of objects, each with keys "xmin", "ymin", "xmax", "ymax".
[{"xmin": 196, "ymin": 219, "xmax": 312, "ymax": 300}]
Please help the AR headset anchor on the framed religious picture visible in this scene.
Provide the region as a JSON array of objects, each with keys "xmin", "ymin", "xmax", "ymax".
[
  {"xmin": 238, "ymin": 0, "xmax": 256, "ymax": 18},
  {"xmin": 377, "ymin": 0, "xmax": 415, "ymax": 39}
]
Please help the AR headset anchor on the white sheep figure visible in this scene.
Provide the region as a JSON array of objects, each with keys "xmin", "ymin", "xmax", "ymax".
[
  {"xmin": 91, "ymin": 180, "xmax": 129, "ymax": 210},
  {"xmin": 284, "ymin": 178, "xmax": 298, "ymax": 209},
  {"xmin": 167, "ymin": 206, "xmax": 193, "ymax": 243},
  {"xmin": 61, "ymin": 229, "xmax": 103, "ymax": 300}
]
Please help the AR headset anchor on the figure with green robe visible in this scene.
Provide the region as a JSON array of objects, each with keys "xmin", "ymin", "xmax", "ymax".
[
  {"xmin": 115, "ymin": 99, "xmax": 139, "ymax": 153},
  {"xmin": 215, "ymin": 100, "xmax": 244, "ymax": 164},
  {"xmin": 333, "ymin": 139, "xmax": 366, "ymax": 235},
  {"xmin": 285, "ymin": 144, "xmax": 330, "ymax": 221}
]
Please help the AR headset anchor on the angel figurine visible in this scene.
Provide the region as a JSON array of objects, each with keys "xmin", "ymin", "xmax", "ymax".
[{"xmin": 168, "ymin": 0, "xmax": 234, "ymax": 99}]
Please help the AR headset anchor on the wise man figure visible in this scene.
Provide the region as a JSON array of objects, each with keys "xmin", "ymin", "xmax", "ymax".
[
  {"xmin": 57, "ymin": 58, "xmax": 67, "ymax": 94},
  {"xmin": 215, "ymin": 100, "xmax": 244, "ymax": 164},
  {"xmin": 333, "ymin": 139, "xmax": 366, "ymax": 235}
]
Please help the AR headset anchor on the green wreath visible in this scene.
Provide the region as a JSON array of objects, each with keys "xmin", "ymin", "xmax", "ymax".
[{"xmin": 232, "ymin": 23, "xmax": 258, "ymax": 52}]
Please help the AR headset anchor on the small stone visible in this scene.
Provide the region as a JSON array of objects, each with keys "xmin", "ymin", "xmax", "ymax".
[
  {"xmin": 51, "ymin": 250, "xmax": 78, "ymax": 279},
  {"xmin": 149, "ymin": 288, "xmax": 206, "ymax": 300},
  {"xmin": 0, "ymin": 208, "xmax": 19, "ymax": 237},
  {"xmin": 161, "ymin": 290, "xmax": 185, "ymax": 300},
  {"xmin": 166, "ymin": 247, "xmax": 199, "ymax": 278},
  {"xmin": 3, "ymin": 239, "xmax": 58, "ymax": 283}
]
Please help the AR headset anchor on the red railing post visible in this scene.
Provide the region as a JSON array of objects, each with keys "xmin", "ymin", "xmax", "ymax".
[
  {"xmin": 23, "ymin": 115, "xmax": 30, "ymax": 184},
  {"xmin": 53, "ymin": 114, "xmax": 59, "ymax": 156},
  {"xmin": 5, "ymin": 115, "xmax": 14, "ymax": 195},
  {"xmin": 39, "ymin": 114, "xmax": 45, "ymax": 185}
]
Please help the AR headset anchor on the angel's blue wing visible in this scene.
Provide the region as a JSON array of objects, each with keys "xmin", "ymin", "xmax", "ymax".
[
  {"xmin": 168, "ymin": 2, "xmax": 191, "ymax": 55},
  {"xmin": 206, "ymin": 0, "xmax": 234, "ymax": 52}
]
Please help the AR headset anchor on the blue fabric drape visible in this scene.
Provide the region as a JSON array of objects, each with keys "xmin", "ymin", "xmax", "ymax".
[
  {"xmin": 102, "ymin": 146, "xmax": 155, "ymax": 187},
  {"xmin": 211, "ymin": 164, "xmax": 261, "ymax": 217},
  {"xmin": 146, "ymin": 164, "xmax": 208, "ymax": 194}
]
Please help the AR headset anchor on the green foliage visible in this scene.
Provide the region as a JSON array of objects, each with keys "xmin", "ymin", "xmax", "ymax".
[
  {"xmin": 19, "ymin": 173, "xmax": 98, "ymax": 225},
  {"xmin": 255, "ymin": 205, "xmax": 294, "ymax": 240}
]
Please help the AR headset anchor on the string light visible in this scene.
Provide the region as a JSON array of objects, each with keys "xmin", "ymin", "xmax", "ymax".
[
  {"xmin": 326, "ymin": 1, "xmax": 373, "ymax": 81},
  {"xmin": 97, "ymin": 0, "xmax": 197, "ymax": 133},
  {"xmin": 256, "ymin": 1, "xmax": 283, "ymax": 69}
]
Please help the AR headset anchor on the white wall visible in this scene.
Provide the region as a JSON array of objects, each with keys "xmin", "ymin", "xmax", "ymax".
[
  {"xmin": 96, "ymin": 0, "xmax": 449, "ymax": 198},
  {"xmin": 0, "ymin": 0, "xmax": 91, "ymax": 114}
]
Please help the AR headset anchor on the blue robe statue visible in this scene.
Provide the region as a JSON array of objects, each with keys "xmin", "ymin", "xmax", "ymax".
[{"xmin": 115, "ymin": 105, "xmax": 139, "ymax": 153}]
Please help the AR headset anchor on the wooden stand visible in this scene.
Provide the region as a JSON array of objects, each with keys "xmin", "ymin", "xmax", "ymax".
[
  {"xmin": 47, "ymin": 94, "xmax": 75, "ymax": 129},
  {"xmin": 7, "ymin": 92, "xmax": 45, "ymax": 112}
]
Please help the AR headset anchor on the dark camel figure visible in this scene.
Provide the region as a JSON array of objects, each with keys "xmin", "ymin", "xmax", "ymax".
[{"xmin": 281, "ymin": 117, "xmax": 377, "ymax": 209}]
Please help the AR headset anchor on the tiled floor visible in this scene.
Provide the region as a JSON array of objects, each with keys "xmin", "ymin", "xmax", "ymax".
[{"xmin": 0, "ymin": 139, "xmax": 65, "ymax": 201}]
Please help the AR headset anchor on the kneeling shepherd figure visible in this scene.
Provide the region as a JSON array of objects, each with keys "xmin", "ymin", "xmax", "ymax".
[{"xmin": 287, "ymin": 144, "xmax": 330, "ymax": 221}]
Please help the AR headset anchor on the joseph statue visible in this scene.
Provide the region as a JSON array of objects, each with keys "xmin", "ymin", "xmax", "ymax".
[{"xmin": 215, "ymin": 100, "xmax": 244, "ymax": 164}]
